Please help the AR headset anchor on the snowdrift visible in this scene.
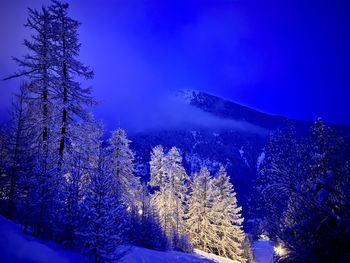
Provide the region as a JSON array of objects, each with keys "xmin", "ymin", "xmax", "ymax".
[
  {"xmin": 119, "ymin": 246, "xmax": 214, "ymax": 263},
  {"xmin": 0, "ymin": 215, "xmax": 84, "ymax": 263}
]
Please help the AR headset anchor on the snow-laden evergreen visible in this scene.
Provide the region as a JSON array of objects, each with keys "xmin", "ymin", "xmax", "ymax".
[
  {"xmin": 49, "ymin": 0, "xmax": 94, "ymax": 163},
  {"xmin": 5, "ymin": 85, "xmax": 31, "ymax": 218},
  {"xmin": 255, "ymin": 119, "xmax": 350, "ymax": 262},
  {"xmin": 187, "ymin": 166, "xmax": 246, "ymax": 262},
  {"xmin": 149, "ymin": 146, "xmax": 171, "ymax": 241},
  {"xmin": 149, "ymin": 145, "xmax": 166, "ymax": 189},
  {"xmin": 187, "ymin": 167, "xmax": 218, "ymax": 252},
  {"xmin": 129, "ymin": 183, "xmax": 167, "ymax": 250},
  {"xmin": 80, "ymin": 146, "xmax": 127, "ymax": 263},
  {"xmin": 4, "ymin": 5, "xmax": 60, "ymax": 238},
  {"xmin": 150, "ymin": 146, "xmax": 191, "ymax": 250},
  {"xmin": 165, "ymin": 147, "xmax": 189, "ymax": 249},
  {"xmin": 107, "ymin": 128, "xmax": 141, "ymax": 209},
  {"xmin": 212, "ymin": 166, "xmax": 245, "ymax": 262},
  {"xmin": 55, "ymin": 119, "xmax": 102, "ymax": 247},
  {"xmin": 254, "ymin": 123, "xmax": 304, "ymax": 238},
  {"xmin": 3, "ymin": 0, "xmax": 95, "ymax": 240}
]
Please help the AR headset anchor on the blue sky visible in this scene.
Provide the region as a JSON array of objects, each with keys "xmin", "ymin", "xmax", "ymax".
[{"xmin": 1, "ymin": 0, "xmax": 350, "ymax": 131}]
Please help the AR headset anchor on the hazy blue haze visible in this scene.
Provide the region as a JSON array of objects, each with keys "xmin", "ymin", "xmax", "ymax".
[{"xmin": 1, "ymin": 0, "xmax": 350, "ymax": 131}]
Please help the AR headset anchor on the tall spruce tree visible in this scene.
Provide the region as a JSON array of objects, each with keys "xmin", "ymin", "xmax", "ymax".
[
  {"xmin": 81, "ymin": 148, "xmax": 127, "ymax": 263},
  {"xmin": 255, "ymin": 124, "xmax": 306, "ymax": 238},
  {"xmin": 130, "ymin": 183, "xmax": 167, "ymax": 250},
  {"xmin": 6, "ymin": 84, "xmax": 31, "ymax": 218},
  {"xmin": 149, "ymin": 145, "xmax": 166, "ymax": 189},
  {"xmin": 107, "ymin": 128, "xmax": 141, "ymax": 208},
  {"xmin": 212, "ymin": 166, "xmax": 245, "ymax": 262},
  {"xmin": 165, "ymin": 147, "xmax": 189, "ymax": 248},
  {"xmin": 49, "ymin": 0, "xmax": 94, "ymax": 165},
  {"xmin": 149, "ymin": 145, "xmax": 170, "ymax": 239},
  {"xmin": 0, "ymin": 127, "xmax": 8, "ymax": 208},
  {"xmin": 4, "ymin": 4, "xmax": 59, "ymax": 237},
  {"xmin": 4, "ymin": 6, "xmax": 55, "ymax": 153},
  {"xmin": 56, "ymin": 118, "xmax": 102, "ymax": 248},
  {"xmin": 187, "ymin": 167, "xmax": 218, "ymax": 253},
  {"xmin": 150, "ymin": 146, "xmax": 190, "ymax": 250}
]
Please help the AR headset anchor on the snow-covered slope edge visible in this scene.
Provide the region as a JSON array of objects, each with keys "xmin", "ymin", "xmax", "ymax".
[
  {"xmin": 0, "ymin": 215, "xmax": 84, "ymax": 263},
  {"xmin": 194, "ymin": 249, "xmax": 240, "ymax": 263},
  {"xmin": 0, "ymin": 215, "xmax": 217, "ymax": 263},
  {"xmin": 120, "ymin": 246, "xmax": 214, "ymax": 263}
]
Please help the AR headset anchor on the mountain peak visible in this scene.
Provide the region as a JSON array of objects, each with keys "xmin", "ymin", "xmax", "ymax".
[
  {"xmin": 174, "ymin": 89, "xmax": 200, "ymax": 104},
  {"xmin": 174, "ymin": 89, "xmax": 289, "ymax": 130}
]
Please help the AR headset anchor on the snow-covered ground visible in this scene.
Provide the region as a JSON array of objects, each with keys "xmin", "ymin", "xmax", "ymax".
[
  {"xmin": 0, "ymin": 215, "xmax": 218, "ymax": 263},
  {"xmin": 194, "ymin": 249, "xmax": 239, "ymax": 263},
  {"xmin": 3, "ymin": 214, "xmax": 275, "ymax": 263},
  {"xmin": 0, "ymin": 215, "xmax": 85, "ymax": 263},
  {"xmin": 253, "ymin": 239, "xmax": 274, "ymax": 263},
  {"xmin": 119, "ymin": 246, "xmax": 214, "ymax": 263}
]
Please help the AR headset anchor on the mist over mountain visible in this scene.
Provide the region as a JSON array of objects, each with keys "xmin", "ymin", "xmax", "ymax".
[{"xmin": 128, "ymin": 90, "xmax": 350, "ymax": 218}]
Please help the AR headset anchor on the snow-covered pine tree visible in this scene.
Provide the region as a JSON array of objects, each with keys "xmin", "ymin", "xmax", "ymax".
[
  {"xmin": 49, "ymin": 0, "xmax": 94, "ymax": 165},
  {"xmin": 212, "ymin": 166, "xmax": 246, "ymax": 262},
  {"xmin": 4, "ymin": 4, "xmax": 59, "ymax": 238},
  {"xmin": 256, "ymin": 118, "xmax": 349, "ymax": 262},
  {"xmin": 0, "ymin": 127, "xmax": 8, "ymax": 206},
  {"xmin": 149, "ymin": 145, "xmax": 166, "ymax": 190},
  {"xmin": 149, "ymin": 145, "xmax": 170, "ymax": 240},
  {"xmin": 254, "ymin": 123, "xmax": 305, "ymax": 238},
  {"xmin": 81, "ymin": 147, "xmax": 127, "ymax": 263},
  {"xmin": 4, "ymin": 5, "xmax": 55, "ymax": 154},
  {"xmin": 164, "ymin": 147, "xmax": 189, "ymax": 249},
  {"xmin": 107, "ymin": 128, "xmax": 141, "ymax": 208},
  {"xmin": 150, "ymin": 146, "xmax": 190, "ymax": 250},
  {"xmin": 187, "ymin": 166, "xmax": 218, "ymax": 253},
  {"xmin": 6, "ymin": 84, "xmax": 31, "ymax": 218},
  {"xmin": 56, "ymin": 118, "xmax": 103, "ymax": 248},
  {"xmin": 309, "ymin": 118, "xmax": 340, "ymax": 186},
  {"xmin": 131, "ymin": 183, "xmax": 167, "ymax": 250},
  {"xmin": 279, "ymin": 118, "xmax": 347, "ymax": 262},
  {"xmin": 0, "ymin": 127, "xmax": 7, "ymax": 173}
]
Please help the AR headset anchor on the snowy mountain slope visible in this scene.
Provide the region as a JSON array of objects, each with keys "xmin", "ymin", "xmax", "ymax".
[
  {"xmin": 176, "ymin": 89, "xmax": 289, "ymax": 131},
  {"xmin": 176, "ymin": 89, "xmax": 350, "ymax": 137},
  {"xmin": 120, "ymin": 246, "xmax": 214, "ymax": 263},
  {"xmin": 0, "ymin": 216, "xmax": 85, "ymax": 263}
]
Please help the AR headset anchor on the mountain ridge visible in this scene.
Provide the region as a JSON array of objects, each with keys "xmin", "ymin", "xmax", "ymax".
[{"xmin": 175, "ymin": 89, "xmax": 350, "ymax": 131}]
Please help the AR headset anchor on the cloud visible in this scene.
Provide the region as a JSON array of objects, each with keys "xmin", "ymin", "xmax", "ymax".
[{"xmin": 98, "ymin": 90, "xmax": 269, "ymax": 135}]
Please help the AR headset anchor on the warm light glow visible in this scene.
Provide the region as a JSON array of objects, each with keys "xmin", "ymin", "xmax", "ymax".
[
  {"xmin": 259, "ymin": 234, "xmax": 270, "ymax": 240},
  {"xmin": 138, "ymin": 209, "xmax": 143, "ymax": 216},
  {"xmin": 274, "ymin": 244, "xmax": 287, "ymax": 257}
]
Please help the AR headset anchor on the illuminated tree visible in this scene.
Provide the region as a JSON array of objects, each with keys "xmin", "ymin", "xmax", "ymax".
[
  {"xmin": 212, "ymin": 166, "xmax": 245, "ymax": 262},
  {"xmin": 187, "ymin": 167, "xmax": 217, "ymax": 252}
]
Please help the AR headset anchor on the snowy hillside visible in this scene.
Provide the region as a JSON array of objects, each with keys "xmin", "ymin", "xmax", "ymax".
[
  {"xmin": 120, "ymin": 246, "xmax": 214, "ymax": 263},
  {"xmin": 0, "ymin": 215, "xmax": 221, "ymax": 263},
  {"xmin": 0, "ymin": 216, "xmax": 85, "ymax": 263}
]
